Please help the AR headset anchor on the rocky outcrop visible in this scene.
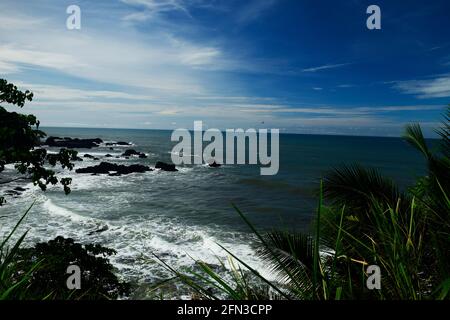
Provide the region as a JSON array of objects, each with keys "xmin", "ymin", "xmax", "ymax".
[
  {"xmin": 75, "ymin": 162, "xmax": 152, "ymax": 176},
  {"xmin": 83, "ymin": 154, "xmax": 99, "ymax": 160},
  {"xmin": 105, "ymin": 141, "xmax": 132, "ymax": 146},
  {"xmin": 45, "ymin": 137, "xmax": 103, "ymax": 149},
  {"xmin": 121, "ymin": 149, "xmax": 147, "ymax": 158},
  {"xmin": 155, "ymin": 161, "xmax": 178, "ymax": 172},
  {"xmin": 4, "ymin": 186, "xmax": 28, "ymax": 197},
  {"xmin": 88, "ymin": 225, "xmax": 109, "ymax": 235},
  {"xmin": 208, "ymin": 161, "xmax": 221, "ymax": 168}
]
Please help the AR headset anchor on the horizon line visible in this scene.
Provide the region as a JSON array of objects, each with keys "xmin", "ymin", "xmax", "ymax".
[{"xmin": 39, "ymin": 125, "xmax": 439, "ymax": 140}]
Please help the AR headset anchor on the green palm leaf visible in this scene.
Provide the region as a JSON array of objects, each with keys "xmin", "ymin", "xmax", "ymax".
[
  {"xmin": 256, "ymin": 230, "xmax": 314, "ymax": 291},
  {"xmin": 323, "ymin": 164, "xmax": 409, "ymax": 214}
]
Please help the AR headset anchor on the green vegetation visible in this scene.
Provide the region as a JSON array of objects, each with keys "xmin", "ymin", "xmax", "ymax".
[
  {"xmin": 155, "ymin": 107, "xmax": 450, "ymax": 300},
  {"xmin": 0, "ymin": 79, "xmax": 78, "ymax": 206},
  {"xmin": 0, "ymin": 79, "xmax": 129, "ymax": 300},
  {"xmin": 0, "ymin": 206, "xmax": 130, "ymax": 300}
]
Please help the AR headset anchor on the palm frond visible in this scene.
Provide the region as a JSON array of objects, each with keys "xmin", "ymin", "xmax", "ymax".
[
  {"xmin": 435, "ymin": 106, "xmax": 450, "ymax": 158},
  {"xmin": 323, "ymin": 164, "xmax": 409, "ymax": 214},
  {"xmin": 403, "ymin": 123, "xmax": 431, "ymax": 159},
  {"xmin": 256, "ymin": 230, "xmax": 314, "ymax": 289}
]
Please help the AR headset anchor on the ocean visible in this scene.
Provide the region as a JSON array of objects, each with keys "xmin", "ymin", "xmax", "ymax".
[{"xmin": 0, "ymin": 127, "xmax": 429, "ymax": 298}]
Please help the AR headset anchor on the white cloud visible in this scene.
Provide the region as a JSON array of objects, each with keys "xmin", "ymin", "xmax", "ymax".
[
  {"xmin": 302, "ymin": 63, "xmax": 352, "ymax": 73},
  {"xmin": 13, "ymin": 82, "xmax": 156, "ymax": 101},
  {"xmin": 0, "ymin": 4, "xmax": 225, "ymax": 95},
  {"xmin": 393, "ymin": 76, "xmax": 450, "ymax": 98},
  {"xmin": 121, "ymin": 0, "xmax": 191, "ymax": 16}
]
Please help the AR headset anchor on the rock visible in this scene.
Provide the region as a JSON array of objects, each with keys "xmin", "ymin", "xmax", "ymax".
[
  {"xmin": 109, "ymin": 147, "xmax": 114, "ymax": 151},
  {"xmin": 88, "ymin": 225, "xmax": 109, "ymax": 235},
  {"xmin": 106, "ymin": 141, "xmax": 131, "ymax": 146},
  {"xmin": 5, "ymin": 190, "xmax": 20, "ymax": 195},
  {"xmin": 121, "ymin": 149, "xmax": 146, "ymax": 158},
  {"xmin": 44, "ymin": 137, "xmax": 103, "ymax": 149},
  {"xmin": 121, "ymin": 149, "xmax": 139, "ymax": 156},
  {"xmin": 83, "ymin": 154, "xmax": 95, "ymax": 159},
  {"xmin": 208, "ymin": 161, "xmax": 221, "ymax": 168},
  {"xmin": 104, "ymin": 154, "xmax": 113, "ymax": 158},
  {"xmin": 76, "ymin": 162, "xmax": 152, "ymax": 175},
  {"xmin": 155, "ymin": 161, "xmax": 178, "ymax": 172},
  {"xmin": 14, "ymin": 187, "xmax": 27, "ymax": 192},
  {"xmin": 74, "ymin": 156, "xmax": 83, "ymax": 161}
]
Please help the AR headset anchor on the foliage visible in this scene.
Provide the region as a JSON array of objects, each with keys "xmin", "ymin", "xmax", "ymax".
[
  {"xmin": 0, "ymin": 79, "xmax": 78, "ymax": 205},
  {"xmin": 6, "ymin": 235, "xmax": 130, "ymax": 300},
  {"xmin": 0, "ymin": 204, "xmax": 40, "ymax": 299}
]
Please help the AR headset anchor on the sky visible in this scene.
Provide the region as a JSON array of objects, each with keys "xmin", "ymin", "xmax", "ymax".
[{"xmin": 1, "ymin": 0, "xmax": 449, "ymax": 137}]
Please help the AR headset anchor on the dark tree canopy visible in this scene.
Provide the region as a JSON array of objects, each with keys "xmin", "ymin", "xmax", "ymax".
[
  {"xmin": 11, "ymin": 236, "xmax": 130, "ymax": 299},
  {"xmin": 0, "ymin": 79, "xmax": 78, "ymax": 205}
]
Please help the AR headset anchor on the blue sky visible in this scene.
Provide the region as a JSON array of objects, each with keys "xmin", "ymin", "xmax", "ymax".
[{"xmin": 1, "ymin": 0, "xmax": 449, "ymax": 136}]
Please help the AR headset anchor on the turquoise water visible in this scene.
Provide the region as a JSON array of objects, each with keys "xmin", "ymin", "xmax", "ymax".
[{"xmin": 0, "ymin": 127, "xmax": 429, "ymax": 295}]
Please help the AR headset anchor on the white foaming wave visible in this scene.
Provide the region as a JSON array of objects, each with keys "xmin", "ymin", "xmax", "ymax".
[
  {"xmin": 103, "ymin": 216, "xmax": 275, "ymax": 283},
  {"xmin": 167, "ymin": 151, "xmax": 201, "ymax": 158},
  {"xmin": 43, "ymin": 199, "xmax": 91, "ymax": 223},
  {"xmin": 173, "ymin": 167, "xmax": 193, "ymax": 173},
  {"xmin": 70, "ymin": 172, "xmax": 136, "ymax": 190},
  {"xmin": 99, "ymin": 141, "xmax": 136, "ymax": 148}
]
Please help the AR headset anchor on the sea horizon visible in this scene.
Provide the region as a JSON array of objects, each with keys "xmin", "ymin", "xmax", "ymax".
[{"xmin": 40, "ymin": 125, "xmax": 441, "ymax": 140}]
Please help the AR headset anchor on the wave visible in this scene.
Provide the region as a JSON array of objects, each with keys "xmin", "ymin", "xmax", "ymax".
[
  {"xmin": 43, "ymin": 199, "xmax": 92, "ymax": 223},
  {"xmin": 99, "ymin": 141, "xmax": 136, "ymax": 148}
]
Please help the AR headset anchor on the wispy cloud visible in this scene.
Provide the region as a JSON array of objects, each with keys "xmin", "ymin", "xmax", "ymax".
[
  {"xmin": 302, "ymin": 63, "xmax": 352, "ymax": 73},
  {"xmin": 121, "ymin": 0, "xmax": 192, "ymax": 17},
  {"xmin": 236, "ymin": 0, "xmax": 277, "ymax": 24},
  {"xmin": 393, "ymin": 75, "xmax": 450, "ymax": 98}
]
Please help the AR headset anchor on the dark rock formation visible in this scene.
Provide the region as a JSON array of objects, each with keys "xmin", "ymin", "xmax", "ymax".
[
  {"xmin": 208, "ymin": 161, "xmax": 221, "ymax": 168},
  {"xmin": 45, "ymin": 137, "xmax": 103, "ymax": 149},
  {"xmin": 14, "ymin": 187, "xmax": 27, "ymax": 192},
  {"xmin": 88, "ymin": 225, "xmax": 109, "ymax": 235},
  {"xmin": 121, "ymin": 149, "xmax": 147, "ymax": 158},
  {"xmin": 75, "ymin": 162, "xmax": 152, "ymax": 176},
  {"xmin": 104, "ymin": 154, "xmax": 113, "ymax": 158},
  {"xmin": 105, "ymin": 141, "xmax": 131, "ymax": 146},
  {"xmin": 5, "ymin": 190, "xmax": 21, "ymax": 196},
  {"xmin": 155, "ymin": 161, "xmax": 178, "ymax": 172}
]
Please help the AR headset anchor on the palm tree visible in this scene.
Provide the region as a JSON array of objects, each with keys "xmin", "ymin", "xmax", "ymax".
[{"xmin": 254, "ymin": 106, "xmax": 450, "ymax": 300}]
